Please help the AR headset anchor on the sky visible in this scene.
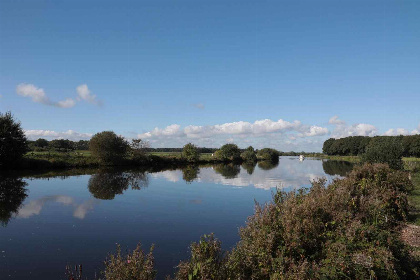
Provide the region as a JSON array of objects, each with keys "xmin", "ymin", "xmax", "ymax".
[{"xmin": 0, "ymin": 0, "xmax": 419, "ymax": 151}]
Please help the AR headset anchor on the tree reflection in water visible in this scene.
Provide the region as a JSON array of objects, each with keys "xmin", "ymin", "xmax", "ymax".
[
  {"xmin": 88, "ymin": 170, "xmax": 149, "ymax": 200},
  {"xmin": 241, "ymin": 162, "xmax": 257, "ymax": 175},
  {"xmin": 322, "ymin": 160, "xmax": 354, "ymax": 176},
  {"xmin": 182, "ymin": 165, "xmax": 200, "ymax": 183},
  {"xmin": 0, "ymin": 176, "xmax": 28, "ymax": 226},
  {"xmin": 213, "ymin": 163, "xmax": 241, "ymax": 179},
  {"xmin": 257, "ymin": 160, "xmax": 279, "ymax": 171}
]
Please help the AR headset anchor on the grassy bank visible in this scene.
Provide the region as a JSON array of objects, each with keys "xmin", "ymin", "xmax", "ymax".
[{"xmin": 14, "ymin": 151, "xmax": 256, "ymax": 171}]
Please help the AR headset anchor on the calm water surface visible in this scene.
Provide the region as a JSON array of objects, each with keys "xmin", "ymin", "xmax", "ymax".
[{"xmin": 0, "ymin": 157, "xmax": 353, "ymax": 279}]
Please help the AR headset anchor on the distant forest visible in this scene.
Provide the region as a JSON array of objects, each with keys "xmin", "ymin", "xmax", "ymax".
[{"xmin": 323, "ymin": 135, "xmax": 420, "ymax": 157}]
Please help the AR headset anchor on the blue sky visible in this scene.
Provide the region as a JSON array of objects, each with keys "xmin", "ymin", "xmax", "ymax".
[{"xmin": 0, "ymin": 0, "xmax": 419, "ymax": 151}]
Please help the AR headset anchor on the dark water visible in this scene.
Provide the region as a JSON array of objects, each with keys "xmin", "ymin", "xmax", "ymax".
[{"xmin": 0, "ymin": 156, "xmax": 353, "ymax": 279}]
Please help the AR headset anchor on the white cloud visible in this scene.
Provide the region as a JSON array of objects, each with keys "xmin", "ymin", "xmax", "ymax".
[
  {"xmin": 139, "ymin": 119, "xmax": 313, "ymax": 139},
  {"xmin": 298, "ymin": 126, "xmax": 329, "ymax": 137},
  {"xmin": 411, "ymin": 123, "xmax": 420, "ymax": 135},
  {"xmin": 76, "ymin": 84, "xmax": 101, "ymax": 105},
  {"xmin": 16, "ymin": 83, "xmax": 76, "ymax": 108},
  {"xmin": 329, "ymin": 115, "xmax": 345, "ymax": 125},
  {"xmin": 25, "ymin": 129, "xmax": 93, "ymax": 140},
  {"xmin": 16, "ymin": 83, "xmax": 101, "ymax": 108},
  {"xmin": 137, "ymin": 118, "xmax": 328, "ymax": 149},
  {"xmin": 384, "ymin": 128, "xmax": 410, "ymax": 136},
  {"xmin": 329, "ymin": 115, "xmax": 378, "ymax": 139}
]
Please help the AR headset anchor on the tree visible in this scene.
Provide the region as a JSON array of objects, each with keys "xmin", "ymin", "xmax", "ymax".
[
  {"xmin": 241, "ymin": 146, "xmax": 257, "ymax": 163},
  {"xmin": 89, "ymin": 131, "xmax": 129, "ymax": 164},
  {"xmin": 182, "ymin": 143, "xmax": 200, "ymax": 162},
  {"xmin": 362, "ymin": 137, "xmax": 404, "ymax": 170},
  {"xmin": 34, "ymin": 138, "xmax": 49, "ymax": 148},
  {"xmin": 0, "ymin": 111, "xmax": 27, "ymax": 167},
  {"xmin": 214, "ymin": 143, "xmax": 241, "ymax": 162}
]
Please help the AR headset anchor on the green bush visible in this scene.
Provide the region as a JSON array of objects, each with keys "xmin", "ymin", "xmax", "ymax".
[
  {"xmin": 362, "ymin": 137, "xmax": 404, "ymax": 169},
  {"xmin": 256, "ymin": 148, "xmax": 280, "ymax": 162},
  {"xmin": 182, "ymin": 143, "xmax": 200, "ymax": 162},
  {"xmin": 89, "ymin": 131, "xmax": 129, "ymax": 164}
]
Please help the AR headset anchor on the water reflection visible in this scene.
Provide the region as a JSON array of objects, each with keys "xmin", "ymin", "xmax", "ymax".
[
  {"xmin": 213, "ymin": 163, "xmax": 241, "ymax": 179},
  {"xmin": 88, "ymin": 169, "xmax": 149, "ymax": 200},
  {"xmin": 17, "ymin": 196, "xmax": 99, "ymax": 220},
  {"xmin": 0, "ymin": 176, "xmax": 28, "ymax": 226},
  {"xmin": 182, "ymin": 165, "xmax": 200, "ymax": 183},
  {"xmin": 241, "ymin": 162, "xmax": 256, "ymax": 175},
  {"xmin": 322, "ymin": 160, "xmax": 354, "ymax": 176},
  {"xmin": 257, "ymin": 160, "xmax": 279, "ymax": 170},
  {"xmin": 149, "ymin": 157, "xmax": 347, "ymax": 190}
]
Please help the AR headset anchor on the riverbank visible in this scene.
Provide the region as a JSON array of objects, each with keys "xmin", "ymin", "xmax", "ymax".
[{"xmin": 6, "ymin": 151, "xmax": 272, "ymax": 172}]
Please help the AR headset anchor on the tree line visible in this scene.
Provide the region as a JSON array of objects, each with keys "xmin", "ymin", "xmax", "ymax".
[
  {"xmin": 323, "ymin": 135, "xmax": 420, "ymax": 157},
  {"xmin": 1, "ymin": 112, "xmax": 281, "ymax": 168}
]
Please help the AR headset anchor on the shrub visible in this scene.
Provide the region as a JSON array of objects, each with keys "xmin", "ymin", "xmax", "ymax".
[
  {"xmin": 214, "ymin": 144, "xmax": 241, "ymax": 162},
  {"xmin": 173, "ymin": 234, "xmax": 226, "ymax": 280},
  {"xmin": 89, "ymin": 131, "xmax": 129, "ymax": 164},
  {"xmin": 182, "ymin": 143, "xmax": 200, "ymax": 162},
  {"xmin": 0, "ymin": 111, "xmax": 27, "ymax": 167},
  {"xmin": 225, "ymin": 163, "xmax": 418, "ymax": 279},
  {"xmin": 103, "ymin": 243, "xmax": 156, "ymax": 280},
  {"xmin": 130, "ymin": 139, "xmax": 150, "ymax": 162},
  {"xmin": 362, "ymin": 137, "xmax": 404, "ymax": 169}
]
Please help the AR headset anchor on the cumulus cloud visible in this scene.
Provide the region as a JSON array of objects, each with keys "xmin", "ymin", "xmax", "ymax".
[
  {"xmin": 329, "ymin": 115, "xmax": 378, "ymax": 139},
  {"xmin": 16, "ymin": 83, "xmax": 76, "ymax": 108},
  {"xmin": 139, "ymin": 119, "xmax": 315, "ymax": 139},
  {"xmin": 384, "ymin": 123, "xmax": 420, "ymax": 136},
  {"xmin": 25, "ymin": 129, "xmax": 93, "ymax": 140},
  {"xmin": 137, "ymin": 118, "xmax": 328, "ymax": 149},
  {"xmin": 16, "ymin": 83, "xmax": 101, "ymax": 108},
  {"xmin": 384, "ymin": 128, "xmax": 410, "ymax": 136},
  {"xmin": 76, "ymin": 84, "xmax": 102, "ymax": 105},
  {"xmin": 328, "ymin": 116, "xmax": 419, "ymax": 139}
]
